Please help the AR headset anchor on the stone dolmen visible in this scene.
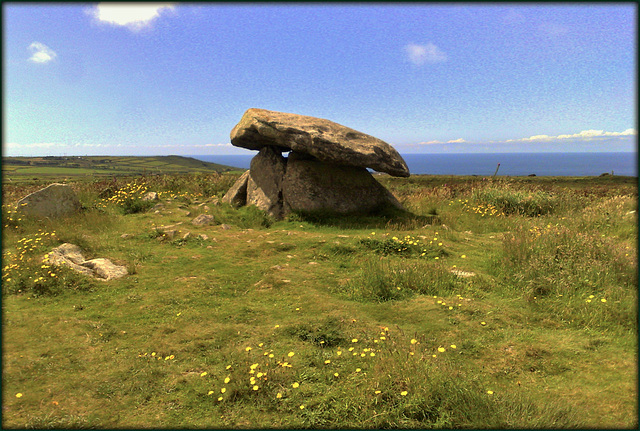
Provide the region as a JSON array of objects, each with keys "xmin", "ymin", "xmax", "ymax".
[{"xmin": 222, "ymin": 108, "xmax": 410, "ymax": 219}]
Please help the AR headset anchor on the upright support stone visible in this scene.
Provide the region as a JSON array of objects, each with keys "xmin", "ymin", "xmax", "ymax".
[
  {"xmin": 246, "ymin": 146, "xmax": 287, "ymax": 219},
  {"xmin": 282, "ymin": 152, "xmax": 402, "ymax": 215},
  {"xmin": 221, "ymin": 170, "xmax": 250, "ymax": 207}
]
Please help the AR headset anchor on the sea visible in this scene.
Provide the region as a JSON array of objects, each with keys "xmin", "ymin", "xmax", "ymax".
[{"xmin": 191, "ymin": 152, "xmax": 638, "ymax": 177}]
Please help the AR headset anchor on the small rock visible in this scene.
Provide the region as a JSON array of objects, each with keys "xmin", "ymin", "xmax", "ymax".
[
  {"xmin": 192, "ymin": 214, "xmax": 215, "ymax": 226},
  {"xmin": 120, "ymin": 234, "xmax": 133, "ymax": 239},
  {"xmin": 220, "ymin": 224, "xmax": 231, "ymax": 230},
  {"xmin": 451, "ymin": 269, "xmax": 476, "ymax": 278},
  {"xmin": 163, "ymin": 230, "xmax": 177, "ymax": 240},
  {"xmin": 198, "ymin": 234, "xmax": 209, "ymax": 241},
  {"xmin": 183, "ymin": 232, "xmax": 192, "ymax": 240},
  {"xmin": 83, "ymin": 258, "xmax": 128, "ymax": 281},
  {"xmin": 142, "ymin": 192, "xmax": 158, "ymax": 201}
]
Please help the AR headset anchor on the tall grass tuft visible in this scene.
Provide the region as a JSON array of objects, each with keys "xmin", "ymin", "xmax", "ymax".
[
  {"xmin": 344, "ymin": 257, "xmax": 463, "ymax": 302},
  {"xmin": 491, "ymin": 222, "xmax": 637, "ymax": 330},
  {"xmin": 473, "ymin": 184, "xmax": 559, "ymax": 216}
]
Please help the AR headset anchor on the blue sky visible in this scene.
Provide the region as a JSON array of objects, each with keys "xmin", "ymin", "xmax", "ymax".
[{"xmin": 3, "ymin": 3, "xmax": 637, "ymax": 156}]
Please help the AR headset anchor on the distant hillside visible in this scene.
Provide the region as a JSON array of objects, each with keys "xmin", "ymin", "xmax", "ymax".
[{"xmin": 2, "ymin": 155, "xmax": 242, "ymax": 182}]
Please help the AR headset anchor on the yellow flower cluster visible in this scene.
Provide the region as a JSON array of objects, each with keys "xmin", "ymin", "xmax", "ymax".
[
  {"xmin": 192, "ymin": 325, "xmax": 442, "ymax": 409},
  {"xmin": 2, "ymin": 230, "xmax": 58, "ymax": 286},
  {"xmin": 454, "ymin": 199, "xmax": 505, "ymax": 217},
  {"xmin": 2, "ymin": 204, "xmax": 23, "ymax": 228},
  {"xmin": 137, "ymin": 352, "xmax": 176, "ymax": 361},
  {"xmin": 528, "ymin": 223, "xmax": 565, "ymax": 238},
  {"xmin": 433, "ymin": 293, "xmax": 465, "ymax": 311},
  {"xmin": 97, "ymin": 181, "xmax": 150, "ymax": 209},
  {"xmin": 585, "ymin": 294, "xmax": 607, "ymax": 304}
]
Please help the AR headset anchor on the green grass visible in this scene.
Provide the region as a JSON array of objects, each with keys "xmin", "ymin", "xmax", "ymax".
[
  {"xmin": 2, "ymin": 155, "xmax": 240, "ymax": 182},
  {"xmin": 1, "ymin": 171, "xmax": 637, "ymax": 428}
]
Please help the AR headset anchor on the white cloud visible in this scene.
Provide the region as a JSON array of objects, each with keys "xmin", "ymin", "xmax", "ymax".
[
  {"xmin": 28, "ymin": 42, "xmax": 57, "ymax": 64},
  {"xmin": 416, "ymin": 140, "xmax": 443, "ymax": 145},
  {"xmin": 404, "ymin": 43, "xmax": 447, "ymax": 65},
  {"xmin": 89, "ymin": 3, "xmax": 176, "ymax": 31},
  {"xmin": 508, "ymin": 128, "xmax": 637, "ymax": 143},
  {"xmin": 447, "ymin": 138, "xmax": 467, "ymax": 144}
]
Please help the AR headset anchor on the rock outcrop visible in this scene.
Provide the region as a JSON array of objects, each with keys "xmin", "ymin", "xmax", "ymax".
[
  {"xmin": 230, "ymin": 108, "xmax": 410, "ymax": 178},
  {"xmin": 47, "ymin": 243, "xmax": 128, "ymax": 281},
  {"xmin": 223, "ymin": 109, "xmax": 409, "ymax": 219},
  {"xmin": 16, "ymin": 184, "xmax": 82, "ymax": 219}
]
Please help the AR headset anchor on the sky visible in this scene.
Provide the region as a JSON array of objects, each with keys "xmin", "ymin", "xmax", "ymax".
[{"xmin": 3, "ymin": 3, "xmax": 637, "ymax": 156}]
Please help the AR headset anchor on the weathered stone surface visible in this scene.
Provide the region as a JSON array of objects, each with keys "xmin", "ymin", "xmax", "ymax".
[
  {"xmin": 48, "ymin": 244, "xmax": 94, "ymax": 276},
  {"xmin": 246, "ymin": 146, "xmax": 287, "ymax": 219},
  {"xmin": 282, "ymin": 152, "xmax": 403, "ymax": 215},
  {"xmin": 17, "ymin": 183, "xmax": 81, "ymax": 219},
  {"xmin": 83, "ymin": 258, "xmax": 128, "ymax": 281},
  {"xmin": 221, "ymin": 170, "xmax": 250, "ymax": 207},
  {"xmin": 230, "ymin": 108, "xmax": 410, "ymax": 177},
  {"xmin": 192, "ymin": 214, "xmax": 215, "ymax": 226},
  {"xmin": 142, "ymin": 191, "xmax": 158, "ymax": 201},
  {"xmin": 47, "ymin": 243, "xmax": 128, "ymax": 281}
]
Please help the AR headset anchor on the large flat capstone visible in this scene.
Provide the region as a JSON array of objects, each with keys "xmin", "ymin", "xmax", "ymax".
[{"xmin": 230, "ymin": 108, "xmax": 410, "ymax": 177}]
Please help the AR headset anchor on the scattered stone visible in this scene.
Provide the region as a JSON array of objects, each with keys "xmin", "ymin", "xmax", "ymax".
[
  {"xmin": 222, "ymin": 170, "xmax": 250, "ymax": 207},
  {"xmin": 451, "ymin": 269, "xmax": 476, "ymax": 278},
  {"xmin": 16, "ymin": 183, "xmax": 82, "ymax": 219},
  {"xmin": 142, "ymin": 191, "xmax": 158, "ymax": 201},
  {"xmin": 83, "ymin": 258, "xmax": 128, "ymax": 281},
  {"xmin": 120, "ymin": 234, "xmax": 133, "ymax": 239},
  {"xmin": 230, "ymin": 108, "xmax": 410, "ymax": 177},
  {"xmin": 162, "ymin": 230, "xmax": 177, "ymax": 240},
  {"xmin": 192, "ymin": 214, "xmax": 215, "ymax": 226},
  {"xmin": 198, "ymin": 234, "xmax": 209, "ymax": 241},
  {"xmin": 182, "ymin": 232, "xmax": 192, "ymax": 240},
  {"xmin": 220, "ymin": 224, "xmax": 231, "ymax": 230},
  {"xmin": 47, "ymin": 243, "xmax": 127, "ymax": 281}
]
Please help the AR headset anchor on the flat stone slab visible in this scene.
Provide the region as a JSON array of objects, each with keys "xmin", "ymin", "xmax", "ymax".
[
  {"xmin": 47, "ymin": 243, "xmax": 128, "ymax": 281},
  {"xmin": 230, "ymin": 108, "xmax": 410, "ymax": 177}
]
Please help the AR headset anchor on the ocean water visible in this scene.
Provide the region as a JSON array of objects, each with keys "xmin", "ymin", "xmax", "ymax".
[{"xmin": 192, "ymin": 152, "xmax": 637, "ymax": 177}]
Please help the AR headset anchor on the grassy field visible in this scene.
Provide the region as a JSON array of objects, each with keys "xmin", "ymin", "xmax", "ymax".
[
  {"xmin": 2, "ymin": 155, "xmax": 240, "ymax": 183},
  {"xmin": 1, "ymin": 168, "xmax": 637, "ymax": 428}
]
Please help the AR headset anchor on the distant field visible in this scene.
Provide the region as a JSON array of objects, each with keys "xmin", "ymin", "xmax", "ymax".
[{"xmin": 2, "ymin": 155, "xmax": 242, "ymax": 182}]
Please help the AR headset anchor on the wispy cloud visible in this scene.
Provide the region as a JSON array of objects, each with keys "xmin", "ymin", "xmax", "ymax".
[
  {"xmin": 28, "ymin": 42, "xmax": 57, "ymax": 64},
  {"xmin": 404, "ymin": 43, "xmax": 447, "ymax": 65},
  {"xmin": 507, "ymin": 128, "xmax": 637, "ymax": 142},
  {"xmin": 88, "ymin": 3, "xmax": 176, "ymax": 31},
  {"xmin": 416, "ymin": 140, "xmax": 443, "ymax": 145},
  {"xmin": 447, "ymin": 138, "xmax": 467, "ymax": 144}
]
